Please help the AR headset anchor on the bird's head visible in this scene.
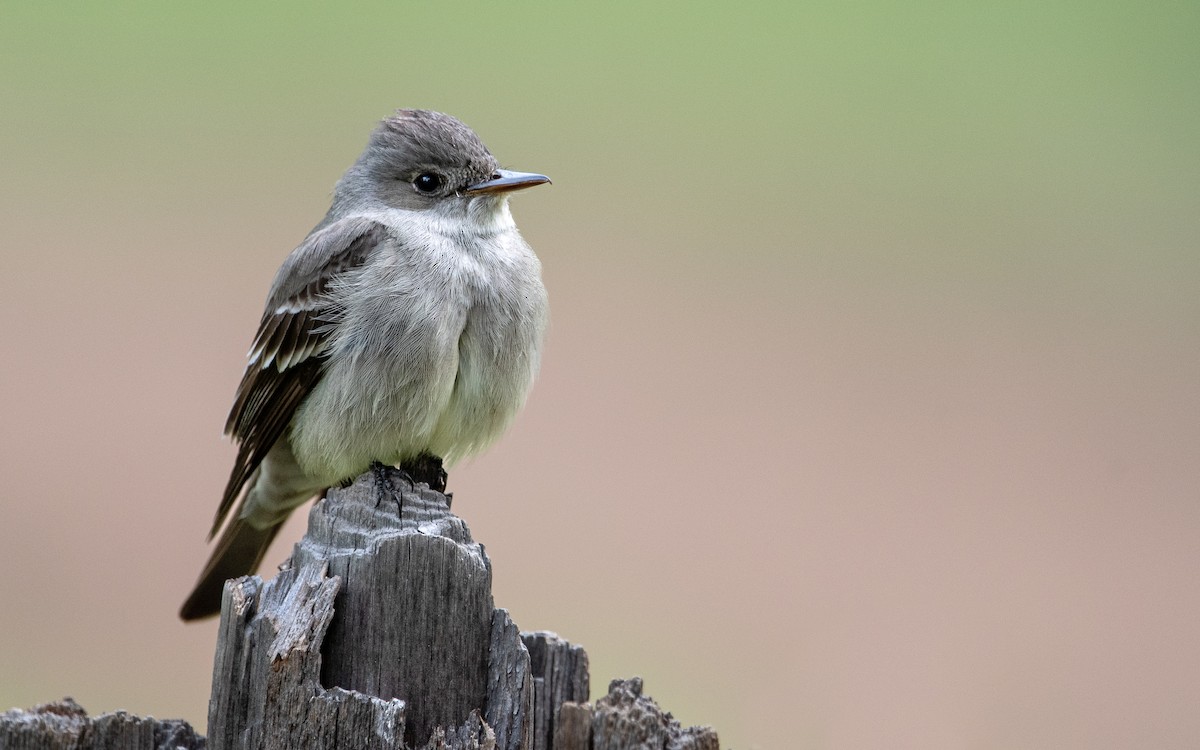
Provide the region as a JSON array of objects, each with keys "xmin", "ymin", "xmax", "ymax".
[{"xmin": 336, "ymin": 109, "xmax": 549, "ymax": 220}]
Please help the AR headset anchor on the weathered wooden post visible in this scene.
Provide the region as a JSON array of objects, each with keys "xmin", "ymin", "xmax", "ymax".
[{"xmin": 0, "ymin": 467, "xmax": 719, "ymax": 749}]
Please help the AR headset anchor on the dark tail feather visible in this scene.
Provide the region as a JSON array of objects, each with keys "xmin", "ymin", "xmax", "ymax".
[{"xmin": 179, "ymin": 518, "xmax": 281, "ymax": 621}]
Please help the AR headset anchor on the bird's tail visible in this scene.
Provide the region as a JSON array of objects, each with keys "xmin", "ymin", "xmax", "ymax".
[{"xmin": 179, "ymin": 518, "xmax": 281, "ymax": 621}]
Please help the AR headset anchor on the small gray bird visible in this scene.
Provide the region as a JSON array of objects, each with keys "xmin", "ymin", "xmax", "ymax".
[{"xmin": 180, "ymin": 110, "xmax": 550, "ymax": 620}]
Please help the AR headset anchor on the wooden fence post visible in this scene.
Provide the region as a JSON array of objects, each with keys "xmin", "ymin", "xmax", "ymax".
[{"xmin": 1, "ymin": 466, "xmax": 719, "ymax": 749}]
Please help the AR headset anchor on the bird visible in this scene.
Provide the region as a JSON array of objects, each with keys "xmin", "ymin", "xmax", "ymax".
[{"xmin": 179, "ymin": 109, "xmax": 550, "ymax": 620}]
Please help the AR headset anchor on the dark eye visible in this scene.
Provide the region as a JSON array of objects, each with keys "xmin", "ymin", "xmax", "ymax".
[{"xmin": 413, "ymin": 172, "xmax": 444, "ymax": 194}]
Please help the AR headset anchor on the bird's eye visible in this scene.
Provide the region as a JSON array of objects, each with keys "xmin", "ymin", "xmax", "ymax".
[{"xmin": 412, "ymin": 172, "xmax": 444, "ymax": 194}]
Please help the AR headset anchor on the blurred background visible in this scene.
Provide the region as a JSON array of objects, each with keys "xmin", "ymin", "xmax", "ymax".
[{"xmin": 1, "ymin": 3, "xmax": 1197, "ymax": 748}]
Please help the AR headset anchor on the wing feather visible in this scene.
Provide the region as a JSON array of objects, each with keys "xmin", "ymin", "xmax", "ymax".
[{"xmin": 209, "ymin": 218, "xmax": 389, "ymax": 539}]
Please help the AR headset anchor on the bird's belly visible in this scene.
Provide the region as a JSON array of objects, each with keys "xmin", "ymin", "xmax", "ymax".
[
  {"xmin": 427, "ymin": 335, "xmax": 536, "ymax": 463},
  {"xmin": 287, "ymin": 314, "xmax": 462, "ymax": 483},
  {"xmin": 288, "ymin": 307, "xmax": 540, "ymax": 481}
]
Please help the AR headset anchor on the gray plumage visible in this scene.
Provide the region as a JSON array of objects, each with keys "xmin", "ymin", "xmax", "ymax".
[{"xmin": 181, "ymin": 110, "xmax": 549, "ymax": 620}]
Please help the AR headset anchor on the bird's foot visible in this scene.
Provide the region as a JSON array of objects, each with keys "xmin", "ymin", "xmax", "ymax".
[
  {"xmin": 399, "ymin": 452, "xmax": 447, "ymax": 493},
  {"xmin": 366, "ymin": 455, "xmax": 447, "ymax": 518},
  {"xmin": 370, "ymin": 460, "xmax": 406, "ymax": 516}
]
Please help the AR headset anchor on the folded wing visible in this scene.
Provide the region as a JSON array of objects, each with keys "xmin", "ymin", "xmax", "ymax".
[{"xmin": 209, "ymin": 217, "xmax": 390, "ymax": 539}]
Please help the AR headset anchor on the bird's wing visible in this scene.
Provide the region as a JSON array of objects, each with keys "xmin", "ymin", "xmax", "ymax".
[{"xmin": 209, "ymin": 216, "xmax": 389, "ymax": 539}]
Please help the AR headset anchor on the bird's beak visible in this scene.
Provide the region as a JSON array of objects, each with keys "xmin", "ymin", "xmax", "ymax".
[{"xmin": 464, "ymin": 169, "xmax": 551, "ymax": 195}]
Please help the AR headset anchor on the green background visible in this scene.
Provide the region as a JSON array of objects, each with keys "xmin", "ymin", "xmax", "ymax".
[{"xmin": 2, "ymin": 4, "xmax": 1197, "ymax": 748}]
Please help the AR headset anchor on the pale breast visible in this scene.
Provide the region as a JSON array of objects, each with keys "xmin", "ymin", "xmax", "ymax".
[
  {"xmin": 289, "ymin": 214, "xmax": 547, "ymax": 481},
  {"xmin": 428, "ymin": 230, "xmax": 548, "ymax": 462}
]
